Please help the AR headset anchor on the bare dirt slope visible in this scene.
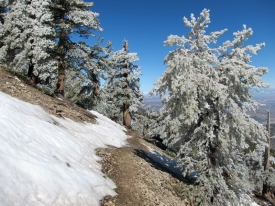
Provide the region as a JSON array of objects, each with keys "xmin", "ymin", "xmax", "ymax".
[
  {"xmin": 0, "ymin": 68, "xmax": 96, "ymax": 124},
  {"xmin": 0, "ymin": 68, "xmax": 190, "ymax": 206}
]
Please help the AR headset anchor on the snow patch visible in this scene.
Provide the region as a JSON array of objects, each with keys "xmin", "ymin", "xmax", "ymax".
[{"xmin": 0, "ymin": 92, "xmax": 128, "ymax": 206}]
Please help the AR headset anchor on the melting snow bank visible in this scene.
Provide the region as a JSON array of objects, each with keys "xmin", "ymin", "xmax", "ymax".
[{"xmin": 0, "ymin": 92, "xmax": 128, "ymax": 206}]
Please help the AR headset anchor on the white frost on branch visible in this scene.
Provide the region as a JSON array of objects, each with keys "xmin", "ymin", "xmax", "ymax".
[{"xmin": 152, "ymin": 8, "xmax": 270, "ymax": 205}]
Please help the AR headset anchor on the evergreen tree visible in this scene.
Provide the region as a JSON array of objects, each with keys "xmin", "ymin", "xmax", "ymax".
[
  {"xmin": 152, "ymin": 9, "xmax": 270, "ymax": 205},
  {"xmin": 132, "ymin": 106, "xmax": 159, "ymax": 138},
  {"xmin": 0, "ymin": 0, "xmax": 57, "ymax": 84},
  {"xmin": 0, "ymin": 0, "xmax": 6, "ymax": 26},
  {"xmin": 65, "ymin": 39, "xmax": 112, "ymax": 108},
  {"xmin": 104, "ymin": 40, "xmax": 143, "ymax": 128},
  {"xmin": 51, "ymin": 0, "xmax": 102, "ymax": 95},
  {"xmin": 0, "ymin": 0, "xmax": 7, "ymax": 48}
]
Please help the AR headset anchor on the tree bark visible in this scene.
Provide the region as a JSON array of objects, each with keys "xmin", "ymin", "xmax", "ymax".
[
  {"xmin": 91, "ymin": 72, "xmax": 99, "ymax": 101},
  {"xmin": 27, "ymin": 38, "xmax": 38, "ymax": 84},
  {"xmin": 27, "ymin": 60, "xmax": 38, "ymax": 84},
  {"xmin": 122, "ymin": 40, "xmax": 131, "ymax": 128},
  {"xmin": 123, "ymin": 104, "xmax": 131, "ymax": 128},
  {"xmin": 56, "ymin": 74, "xmax": 65, "ymax": 95},
  {"xmin": 55, "ymin": 2, "xmax": 66, "ymax": 96},
  {"xmin": 262, "ymin": 111, "xmax": 270, "ymax": 196}
]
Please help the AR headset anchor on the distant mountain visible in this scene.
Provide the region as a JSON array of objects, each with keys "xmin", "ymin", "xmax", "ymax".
[
  {"xmin": 143, "ymin": 94, "xmax": 162, "ymax": 110},
  {"xmin": 250, "ymin": 87, "xmax": 275, "ymax": 94},
  {"xmin": 249, "ymin": 88, "xmax": 275, "ymax": 124},
  {"xmin": 250, "ymin": 88, "xmax": 275, "ymax": 102}
]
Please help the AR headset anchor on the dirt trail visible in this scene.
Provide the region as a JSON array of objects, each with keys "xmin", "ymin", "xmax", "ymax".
[{"xmin": 98, "ymin": 130, "xmax": 190, "ymax": 206}]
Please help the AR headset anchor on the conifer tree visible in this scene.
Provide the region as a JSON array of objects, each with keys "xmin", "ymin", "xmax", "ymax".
[
  {"xmin": 51, "ymin": 0, "xmax": 102, "ymax": 95},
  {"xmin": 104, "ymin": 40, "xmax": 143, "ymax": 128},
  {"xmin": 0, "ymin": 0, "xmax": 6, "ymax": 25},
  {"xmin": 0, "ymin": 0, "xmax": 57, "ymax": 84},
  {"xmin": 262, "ymin": 111, "xmax": 271, "ymax": 196},
  {"xmin": 65, "ymin": 39, "xmax": 112, "ymax": 108},
  {"xmin": 0, "ymin": 0, "xmax": 104, "ymax": 96},
  {"xmin": 152, "ymin": 9, "xmax": 270, "ymax": 205},
  {"xmin": 0, "ymin": 0, "xmax": 12, "ymax": 27},
  {"xmin": 132, "ymin": 106, "xmax": 160, "ymax": 138},
  {"xmin": 0, "ymin": 0, "xmax": 7, "ymax": 48}
]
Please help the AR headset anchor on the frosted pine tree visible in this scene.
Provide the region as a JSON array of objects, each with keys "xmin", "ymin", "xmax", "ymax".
[
  {"xmin": 0, "ymin": 0, "xmax": 7, "ymax": 48},
  {"xmin": 220, "ymin": 25, "xmax": 275, "ymax": 196},
  {"xmin": 152, "ymin": 9, "xmax": 269, "ymax": 205},
  {"xmin": 0, "ymin": 0, "xmax": 57, "ymax": 84},
  {"xmin": 104, "ymin": 40, "xmax": 143, "ymax": 128},
  {"xmin": 0, "ymin": 0, "xmax": 6, "ymax": 26},
  {"xmin": 0, "ymin": 0, "xmax": 11, "ymax": 27},
  {"xmin": 131, "ymin": 106, "xmax": 150, "ymax": 137},
  {"xmin": 65, "ymin": 39, "xmax": 112, "ymax": 108},
  {"xmin": 51, "ymin": 0, "xmax": 102, "ymax": 95},
  {"xmin": 136, "ymin": 106, "xmax": 160, "ymax": 138}
]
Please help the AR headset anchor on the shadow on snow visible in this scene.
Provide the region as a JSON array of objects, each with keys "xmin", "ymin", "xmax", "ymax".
[{"xmin": 134, "ymin": 149, "xmax": 198, "ymax": 183}]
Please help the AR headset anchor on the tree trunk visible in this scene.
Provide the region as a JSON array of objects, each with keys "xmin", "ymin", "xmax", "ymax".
[
  {"xmin": 92, "ymin": 72, "xmax": 99, "ymax": 101},
  {"xmin": 27, "ymin": 38, "xmax": 38, "ymax": 84},
  {"xmin": 122, "ymin": 40, "xmax": 131, "ymax": 128},
  {"xmin": 143, "ymin": 124, "xmax": 149, "ymax": 138},
  {"xmin": 55, "ymin": 3, "xmax": 66, "ymax": 96},
  {"xmin": 56, "ymin": 74, "xmax": 65, "ymax": 95},
  {"xmin": 262, "ymin": 111, "xmax": 270, "ymax": 196},
  {"xmin": 27, "ymin": 60, "xmax": 38, "ymax": 84},
  {"xmin": 123, "ymin": 104, "xmax": 131, "ymax": 128},
  {"xmin": 56, "ymin": 43, "xmax": 66, "ymax": 95}
]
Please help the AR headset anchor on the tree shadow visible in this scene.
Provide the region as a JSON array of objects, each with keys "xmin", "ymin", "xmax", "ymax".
[{"xmin": 134, "ymin": 149, "xmax": 197, "ymax": 184}]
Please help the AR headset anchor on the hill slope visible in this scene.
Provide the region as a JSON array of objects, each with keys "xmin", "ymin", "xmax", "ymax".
[
  {"xmin": 1, "ymin": 68, "xmax": 270, "ymax": 206},
  {"xmin": 0, "ymin": 81, "xmax": 129, "ymax": 205},
  {"xmin": 0, "ymin": 68, "xmax": 190, "ymax": 206}
]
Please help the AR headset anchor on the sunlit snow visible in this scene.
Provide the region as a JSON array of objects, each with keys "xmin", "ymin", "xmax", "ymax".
[{"xmin": 0, "ymin": 92, "xmax": 128, "ymax": 206}]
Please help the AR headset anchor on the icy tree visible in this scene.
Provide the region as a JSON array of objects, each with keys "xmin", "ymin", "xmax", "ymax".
[
  {"xmin": 0, "ymin": 0, "xmax": 6, "ymax": 26},
  {"xmin": 104, "ymin": 40, "xmax": 143, "ymax": 128},
  {"xmin": 0, "ymin": 0, "xmax": 104, "ymax": 94},
  {"xmin": 0, "ymin": 0, "xmax": 57, "ymax": 84},
  {"xmin": 259, "ymin": 111, "xmax": 275, "ymax": 197},
  {"xmin": 51, "ymin": 0, "xmax": 102, "ymax": 95},
  {"xmin": 128, "ymin": 105, "xmax": 163, "ymax": 138},
  {"xmin": 152, "ymin": 9, "xmax": 270, "ymax": 205},
  {"xmin": 131, "ymin": 106, "xmax": 150, "ymax": 137},
  {"xmin": 0, "ymin": 0, "xmax": 11, "ymax": 28},
  {"xmin": 0, "ymin": 0, "xmax": 7, "ymax": 48},
  {"xmin": 65, "ymin": 39, "xmax": 112, "ymax": 108}
]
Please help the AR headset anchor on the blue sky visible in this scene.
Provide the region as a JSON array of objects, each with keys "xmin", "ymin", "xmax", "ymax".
[{"xmin": 86, "ymin": 0, "xmax": 275, "ymax": 93}]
